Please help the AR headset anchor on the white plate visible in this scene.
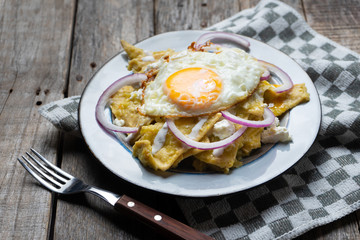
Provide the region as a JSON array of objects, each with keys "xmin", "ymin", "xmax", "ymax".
[{"xmin": 79, "ymin": 30, "xmax": 321, "ymax": 197}]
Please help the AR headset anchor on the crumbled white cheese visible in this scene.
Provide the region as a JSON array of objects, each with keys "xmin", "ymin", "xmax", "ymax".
[
  {"xmin": 212, "ymin": 119, "xmax": 236, "ymax": 140},
  {"xmin": 130, "ymin": 88, "xmax": 143, "ymax": 100},
  {"xmin": 145, "ymin": 60, "xmax": 162, "ymax": 71},
  {"xmin": 211, "ymin": 119, "xmax": 236, "ymax": 157},
  {"xmin": 213, "ymin": 147, "xmax": 225, "ymax": 157},
  {"xmin": 271, "ymin": 116, "xmax": 280, "ymax": 127},
  {"xmin": 152, "ymin": 122, "xmax": 168, "ymax": 154},
  {"xmin": 125, "ymin": 132, "xmax": 136, "ymax": 143},
  {"xmin": 144, "ymin": 50, "xmax": 152, "ymax": 56},
  {"xmin": 261, "ymin": 117, "xmax": 292, "ymax": 144},
  {"xmin": 113, "ymin": 118, "xmax": 125, "ymax": 127},
  {"xmin": 188, "ymin": 117, "xmax": 208, "ymax": 139},
  {"xmin": 141, "ymin": 55, "xmax": 155, "ymax": 62}
]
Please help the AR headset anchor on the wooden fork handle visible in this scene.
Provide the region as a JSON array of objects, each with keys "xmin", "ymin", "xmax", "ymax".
[{"xmin": 114, "ymin": 195, "xmax": 214, "ymax": 240}]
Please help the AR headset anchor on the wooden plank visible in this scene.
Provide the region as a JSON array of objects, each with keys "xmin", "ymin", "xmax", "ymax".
[
  {"xmin": 154, "ymin": 0, "xmax": 304, "ymax": 33},
  {"xmin": 54, "ymin": 0, "xmax": 160, "ymax": 239},
  {"xmin": 66, "ymin": 0, "xmax": 154, "ymax": 96},
  {"xmin": 154, "ymin": 0, "xmax": 242, "ymax": 33},
  {"xmin": 303, "ymin": 0, "xmax": 360, "ymax": 53},
  {"xmin": 236, "ymin": 0, "xmax": 305, "ymax": 18},
  {"xmin": 282, "ymin": 0, "xmax": 304, "ymax": 16},
  {"xmin": 0, "ymin": 0, "xmax": 75, "ymax": 239}
]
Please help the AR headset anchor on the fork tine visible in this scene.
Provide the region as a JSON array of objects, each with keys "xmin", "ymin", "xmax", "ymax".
[
  {"xmin": 17, "ymin": 157, "xmax": 60, "ymax": 192},
  {"xmin": 26, "ymin": 152, "xmax": 68, "ymax": 183},
  {"xmin": 30, "ymin": 148, "xmax": 73, "ymax": 179},
  {"xmin": 21, "ymin": 155, "xmax": 62, "ymax": 188}
]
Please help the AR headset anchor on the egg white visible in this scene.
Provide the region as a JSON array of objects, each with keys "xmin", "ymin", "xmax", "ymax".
[{"xmin": 139, "ymin": 47, "xmax": 265, "ymax": 117}]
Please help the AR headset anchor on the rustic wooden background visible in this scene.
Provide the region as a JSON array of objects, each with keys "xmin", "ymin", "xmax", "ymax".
[{"xmin": 1, "ymin": 0, "xmax": 360, "ymax": 239}]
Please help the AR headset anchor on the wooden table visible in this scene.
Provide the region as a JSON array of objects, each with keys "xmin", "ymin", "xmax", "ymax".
[{"xmin": 2, "ymin": 0, "xmax": 360, "ymax": 239}]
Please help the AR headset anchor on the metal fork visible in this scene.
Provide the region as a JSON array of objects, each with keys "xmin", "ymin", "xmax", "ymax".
[{"xmin": 18, "ymin": 148, "xmax": 213, "ymax": 240}]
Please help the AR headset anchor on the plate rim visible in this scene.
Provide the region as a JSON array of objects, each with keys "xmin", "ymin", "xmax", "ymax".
[{"xmin": 79, "ymin": 30, "xmax": 322, "ymax": 197}]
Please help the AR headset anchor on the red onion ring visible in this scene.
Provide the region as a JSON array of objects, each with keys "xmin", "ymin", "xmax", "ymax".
[
  {"xmin": 221, "ymin": 107, "xmax": 275, "ymax": 128},
  {"xmin": 95, "ymin": 73, "xmax": 147, "ymax": 133},
  {"xmin": 166, "ymin": 118, "xmax": 247, "ymax": 150},
  {"xmin": 260, "ymin": 69, "xmax": 270, "ymax": 80},
  {"xmin": 195, "ymin": 32, "xmax": 250, "ymax": 50},
  {"xmin": 258, "ymin": 60, "xmax": 293, "ymax": 93}
]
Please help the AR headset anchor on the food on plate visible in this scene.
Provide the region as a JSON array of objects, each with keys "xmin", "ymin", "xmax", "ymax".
[{"xmin": 96, "ymin": 32, "xmax": 310, "ymax": 173}]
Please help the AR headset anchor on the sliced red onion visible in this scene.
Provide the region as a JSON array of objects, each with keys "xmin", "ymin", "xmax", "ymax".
[
  {"xmin": 195, "ymin": 32, "xmax": 250, "ymax": 50},
  {"xmin": 258, "ymin": 60, "xmax": 293, "ymax": 93},
  {"xmin": 221, "ymin": 107, "xmax": 275, "ymax": 128},
  {"xmin": 166, "ymin": 118, "xmax": 247, "ymax": 150},
  {"xmin": 95, "ymin": 73, "xmax": 147, "ymax": 133},
  {"xmin": 260, "ymin": 69, "xmax": 270, "ymax": 80}
]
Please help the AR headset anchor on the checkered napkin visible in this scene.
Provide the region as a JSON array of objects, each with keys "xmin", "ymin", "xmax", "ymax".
[{"xmin": 39, "ymin": 0, "xmax": 360, "ymax": 239}]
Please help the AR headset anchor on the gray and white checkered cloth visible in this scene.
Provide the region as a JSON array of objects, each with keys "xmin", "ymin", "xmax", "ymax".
[{"xmin": 39, "ymin": 0, "xmax": 360, "ymax": 239}]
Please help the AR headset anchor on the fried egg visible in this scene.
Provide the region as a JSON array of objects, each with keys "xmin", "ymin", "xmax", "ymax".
[{"xmin": 139, "ymin": 47, "xmax": 265, "ymax": 117}]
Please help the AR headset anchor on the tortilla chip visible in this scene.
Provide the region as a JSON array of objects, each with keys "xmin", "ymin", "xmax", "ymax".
[
  {"xmin": 133, "ymin": 113, "xmax": 221, "ymax": 171},
  {"xmin": 264, "ymin": 83, "xmax": 310, "ymax": 117},
  {"xmin": 236, "ymin": 127, "xmax": 264, "ymax": 158},
  {"xmin": 171, "ymin": 137, "xmax": 208, "ymax": 168},
  {"xmin": 121, "ymin": 40, "xmax": 174, "ymax": 73},
  {"xmin": 194, "ymin": 128, "xmax": 245, "ymax": 170},
  {"xmin": 234, "ymin": 80, "xmax": 272, "ymax": 118},
  {"xmin": 110, "ymin": 85, "xmax": 153, "ymax": 127}
]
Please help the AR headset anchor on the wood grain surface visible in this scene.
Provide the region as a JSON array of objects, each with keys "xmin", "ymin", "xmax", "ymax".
[
  {"xmin": 1, "ymin": 0, "xmax": 359, "ymax": 239},
  {"xmin": 0, "ymin": 0, "xmax": 75, "ymax": 239}
]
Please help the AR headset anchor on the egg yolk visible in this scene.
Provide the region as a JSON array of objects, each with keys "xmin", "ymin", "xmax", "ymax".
[{"xmin": 164, "ymin": 67, "xmax": 222, "ymax": 110}]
